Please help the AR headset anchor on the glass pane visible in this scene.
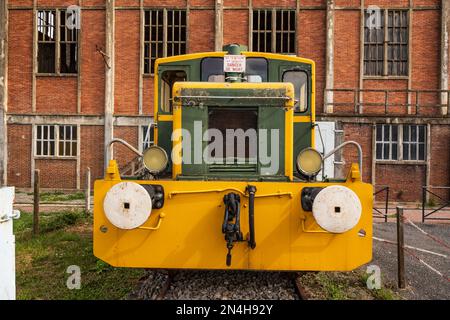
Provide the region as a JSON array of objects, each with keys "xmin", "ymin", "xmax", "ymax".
[
  {"xmin": 411, "ymin": 144, "xmax": 417, "ymax": 160},
  {"xmin": 59, "ymin": 126, "xmax": 65, "ymax": 140},
  {"xmin": 376, "ymin": 125, "xmax": 382, "ymax": 141},
  {"xmin": 383, "ymin": 144, "xmax": 389, "ymax": 159},
  {"xmin": 38, "ymin": 43, "xmax": 56, "ymax": 73},
  {"xmin": 376, "ymin": 143, "xmax": 382, "ymax": 159},
  {"xmin": 49, "ymin": 141, "xmax": 55, "ymax": 155},
  {"xmin": 71, "ymin": 142, "xmax": 77, "ymax": 156},
  {"xmin": 419, "ymin": 144, "xmax": 425, "ymax": 160},
  {"xmin": 403, "ymin": 125, "xmax": 409, "ymax": 142},
  {"xmin": 411, "ymin": 125, "xmax": 417, "ymax": 142},
  {"xmin": 36, "ymin": 141, "xmax": 42, "ymax": 156},
  {"xmin": 403, "ymin": 143, "xmax": 409, "ymax": 160},
  {"xmin": 72, "ymin": 126, "xmax": 77, "ymax": 139},
  {"xmin": 383, "ymin": 125, "xmax": 390, "ymax": 141},
  {"xmin": 391, "ymin": 143, "xmax": 398, "ymax": 160},
  {"xmin": 419, "ymin": 125, "xmax": 425, "ymax": 142},
  {"xmin": 59, "ymin": 141, "xmax": 64, "ymax": 156},
  {"xmin": 60, "ymin": 43, "xmax": 78, "ymax": 74},
  {"xmin": 392, "ymin": 125, "xmax": 398, "ymax": 141},
  {"xmin": 37, "ymin": 126, "xmax": 42, "ymax": 139},
  {"xmin": 282, "ymin": 70, "xmax": 308, "ymax": 112}
]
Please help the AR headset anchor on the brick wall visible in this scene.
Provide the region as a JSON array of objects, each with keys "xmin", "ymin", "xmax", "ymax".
[
  {"xmin": 7, "ymin": 125, "xmax": 31, "ymax": 188},
  {"xmin": 80, "ymin": 126, "xmax": 104, "ymax": 189},
  {"xmin": 35, "ymin": 159, "xmax": 77, "ymax": 189},
  {"xmin": 4, "ymin": 0, "xmax": 449, "ymax": 202}
]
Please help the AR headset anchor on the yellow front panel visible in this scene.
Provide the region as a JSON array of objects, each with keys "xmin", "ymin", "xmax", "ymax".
[{"xmin": 94, "ymin": 179, "xmax": 373, "ymax": 271}]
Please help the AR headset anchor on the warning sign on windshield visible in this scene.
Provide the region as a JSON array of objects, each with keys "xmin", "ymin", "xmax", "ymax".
[{"xmin": 224, "ymin": 55, "xmax": 246, "ymax": 73}]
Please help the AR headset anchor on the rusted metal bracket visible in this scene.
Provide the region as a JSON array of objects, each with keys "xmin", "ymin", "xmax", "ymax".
[{"xmin": 96, "ymin": 45, "xmax": 111, "ymax": 69}]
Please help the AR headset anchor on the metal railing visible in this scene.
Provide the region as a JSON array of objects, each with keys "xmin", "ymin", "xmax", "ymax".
[
  {"xmin": 323, "ymin": 88, "xmax": 450, "ymax": 116},
  {"xmin": 373, "ymin": 186, "xmax": 390, "ymax": 222},
  {"xmin": 421, "ymin": 186, "xmax": 450, "ymax": 222}
]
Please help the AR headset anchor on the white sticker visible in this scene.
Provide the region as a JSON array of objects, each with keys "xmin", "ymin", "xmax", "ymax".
[{"xmin": 224, "ymin": 55, "xmax": 246, "ymax": 73}]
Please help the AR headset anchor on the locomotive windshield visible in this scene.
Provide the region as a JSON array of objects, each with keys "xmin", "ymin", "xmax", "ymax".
[{"xmin": 201, "ymin": 57, "xmax": 268, "ymax": 82}]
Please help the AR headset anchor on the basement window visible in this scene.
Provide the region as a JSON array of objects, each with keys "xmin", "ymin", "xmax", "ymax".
[
  {"xmin": 364, "ymin": 9, "xmax": 408, "ymax": 76},
  {"xmin": 252, "ymin": 9, "xmax": 296, "ymax": 54},
  {"xmin": 376, "ymin": 124, "xmax": 426, "ymax": 161},
  {"xmin": 144, "ymin": 9, "xmax": 187, "ymax": 74},
  {"xmin": 37, "ymin": 10, "xmax": 79, "ymax": 74},
  {"xmin": 35, "ymin": 125, "xmax": 77, "ymax": 157}
]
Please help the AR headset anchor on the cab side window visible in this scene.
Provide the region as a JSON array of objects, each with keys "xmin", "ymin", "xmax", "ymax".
[
  {"xmin": 282, "ymin": 70, "xmax": 308, "ymax": 112},
  {"xmin": 160, "ymin": 70, "xmax": 187, "ymax": 113}
]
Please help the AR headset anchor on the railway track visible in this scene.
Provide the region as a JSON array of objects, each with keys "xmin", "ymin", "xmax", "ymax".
[{"xmin": 134, "ymin": 270, "xmax": 309, "ymax": 300}]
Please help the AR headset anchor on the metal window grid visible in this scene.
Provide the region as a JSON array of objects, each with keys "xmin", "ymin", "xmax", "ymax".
[
  {"xmin": 35, "ymin": 125, "xmax": 77, "ymax": 157},
  {"xmin": 375, "ymin": 124, "xmax": 399, "ymax": 160},
  {"xmin": 252, "ymin": 9, "xmax": 296, "ymax": 54},
  {"xmin": 364, "ymin": 9, "xmax": 408, "ymax": 76},
  {"xmin": 37, "ymin": 9, "xmax": 79, "ymax": 74},
  {"xmin": 144, "ymin": 9, "xmax": 187, "ymax": 74}
]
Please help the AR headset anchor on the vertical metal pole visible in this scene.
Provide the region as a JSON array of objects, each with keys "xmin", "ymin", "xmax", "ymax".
[
  {"xmin": 33, "ymin": 169, "xmax": 40, "ymax": 236},
  {"xmin": 85, "ymin": 167, "xmax": 91, "ymax": 214},
  {"xmin": 396, "ymin": 206, "xmax": 405, "ymax": 289},
  {"xmin": 385, "ymin": 187, "xmax": 389, "ymax": 223},
  {"xmin": 422, "ymin": 186, "xmax": 426, "ymax": 223}
]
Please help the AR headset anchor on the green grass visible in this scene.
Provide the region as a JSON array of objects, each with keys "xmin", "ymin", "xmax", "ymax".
[
  {"xmin": 14, "ymin": 210, "xmax": 145, "ymax": 300},
  {"xmin": 360, "ymin": 272, "xmax": 399, "ymax": 300},
  {"xmin": 40, "ymin": 191, "xmax": 85, "ymax": 202},
  {"xmin": 316, "ymin": 273, "xmax": 347, "ymax": 300}
]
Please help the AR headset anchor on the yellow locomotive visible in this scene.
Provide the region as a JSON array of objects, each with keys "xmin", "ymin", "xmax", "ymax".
[{"xmin": 93, "ymin": 44, "xmax": 373, "ymax": 271}]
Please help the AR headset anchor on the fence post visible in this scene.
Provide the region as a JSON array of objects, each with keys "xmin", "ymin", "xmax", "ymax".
[
  {"xmin": 33, "ymin": 169, "xmax": 40, "ymax": 236},
  {"xmin": 422, "ymin": 186, "xmax": 426, "ymax": 223},
  {"xmin": 396, "ymin": 206, "xmax": 405, "ymax": 289},
  {"xmin": 385, "ymin": 187, "xmax": 389, "ymax": 223},
  {"xmin": 85, "ymin": 167, "xmax": 91, "ymax": 214}
]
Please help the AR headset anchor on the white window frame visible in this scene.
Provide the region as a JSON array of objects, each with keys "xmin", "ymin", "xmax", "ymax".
[
  {"xmin": 376, "ymin": 124, "xmax": 398, "ymax": 161},
  {"xmin": 402, "ymin": 124, "xmax": 426, "ymax": 161},
  {"xmin": 375, "ymin": 124, "xmax": 426, "ymax": 162},
  {"xmin": 35, "ymin": 124, "xmax": 78, "ymax": 158},
  {"xmin": 139, "ymin": 124, "xmax": 154, "ymax": 152}
]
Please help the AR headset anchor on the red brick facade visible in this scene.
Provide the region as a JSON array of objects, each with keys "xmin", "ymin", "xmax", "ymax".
[{"xmin": 3, "ymin": 0, "xmax": 449, "ymax": 202}]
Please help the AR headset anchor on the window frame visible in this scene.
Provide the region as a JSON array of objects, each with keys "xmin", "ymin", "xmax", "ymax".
[
  {"xmin": 250, "ymin": 8, "xmax": 297, "ymax": 55},
  {"xmin": 375, "ymin": 124, "xmax": 427, "ymax": 163},
  {"xmin": 36, "ymin": 8, "xmax": 79, "ymax": 76},
  {"xmin": 34, "ymin": 124, "xmax": 78, "ymax": 158},
  {"xmin": 140, "ymin": 125, "xmax": 155, "ymax": 152},
  {"xmin": 363, "ymin": 9, "xmax": 409, "ymax": 78},
  {"xmin": 282, "ymin": 69, "xmax": 309, "ymax": 113},
  {"xmin": 143, "ymin": 8, "xmax": 188, "ymax": 75}
]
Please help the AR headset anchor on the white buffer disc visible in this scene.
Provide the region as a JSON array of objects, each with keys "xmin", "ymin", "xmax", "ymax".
[
  {"xmin": 312, "ymin": 185, "xmax": 362, "ymax": 233},
  {"xmin": 103, "ymin": 182, "xmax": 152, "ymax": 229}
]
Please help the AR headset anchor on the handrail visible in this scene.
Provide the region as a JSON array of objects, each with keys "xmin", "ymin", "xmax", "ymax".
[
  {"xmin": 323, "ymin": 141, "xmax": 363, "ymax": 177},
  {"xmin": 107, "ymin": 138, "xmax": 143, "ymax": 158},
  {"xmin": 323, "ymin": 88, "xmax": 450, "ymax": 116}
]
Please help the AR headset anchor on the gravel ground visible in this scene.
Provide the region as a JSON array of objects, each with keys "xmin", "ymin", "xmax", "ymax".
[
  {"xmin": 372, "ymin": 222, "xmax": 450, "ymax": 300},
  {"xmin": 130, "ymin": 222, "xmax": 450, "ymax": 300},
  {"xmin": 131, "ymin": 270, "xmax": 298, "ymax": 300}
]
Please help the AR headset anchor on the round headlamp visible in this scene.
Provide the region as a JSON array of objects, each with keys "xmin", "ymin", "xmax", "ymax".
[
  {"xmin": 296, "ymin": 147, "xmax": 323, "ymax": 177},
  {"xmin": 142, "ymin": 146, "xmax": 168, "ymax": 174}
]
